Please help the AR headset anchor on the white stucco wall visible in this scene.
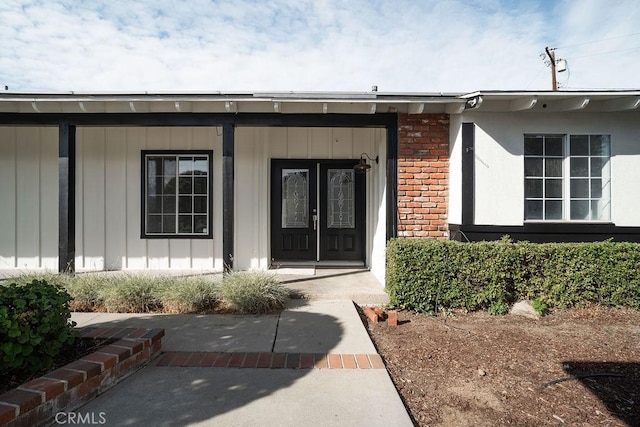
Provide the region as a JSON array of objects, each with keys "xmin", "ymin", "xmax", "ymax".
[
  {"xmin": 447, "ymin": 114, "xmax": 463, "ymax": 225},
  {"xmin": 456, "ymin": 111, "xmax": 640, "ymax": 226}
]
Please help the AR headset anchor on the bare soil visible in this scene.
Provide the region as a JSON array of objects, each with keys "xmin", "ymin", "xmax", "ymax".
[{"xmin": 365, "ymin": 307, "xmax": 640, "ymax": 426}]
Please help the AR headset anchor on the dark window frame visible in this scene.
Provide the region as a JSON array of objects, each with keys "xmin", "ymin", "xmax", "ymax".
[{"xmin": 141, "ymin": 150, "xmax": 214, "ymax": 239}]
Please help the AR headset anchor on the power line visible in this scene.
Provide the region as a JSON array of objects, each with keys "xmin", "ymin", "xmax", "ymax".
[
  {"xmin": 554, "ymin": 32, "xmax": 640, "ymax": 49},
  {"xmin": 565, "ymin": 45, "xmax": 640, "ymax": 60}
]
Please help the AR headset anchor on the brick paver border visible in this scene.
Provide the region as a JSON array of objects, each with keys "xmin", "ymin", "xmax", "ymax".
[
  {"xmin": 0, "ymin": 327, "xmax": 164, "ymax": 427},
  {"xmin": 156, "ymin": 351, "xmax": 385, "ymax": 369}
]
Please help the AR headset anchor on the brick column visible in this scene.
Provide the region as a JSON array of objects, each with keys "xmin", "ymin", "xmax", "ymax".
[{"xmin": 397, "ymin": 113, "xmax": 449, "ymax": 238}]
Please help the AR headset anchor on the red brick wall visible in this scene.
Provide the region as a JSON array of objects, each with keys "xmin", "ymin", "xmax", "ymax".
[{"xmin": 397, "ymin": 113, "xmax": 449, "ymax": 238}]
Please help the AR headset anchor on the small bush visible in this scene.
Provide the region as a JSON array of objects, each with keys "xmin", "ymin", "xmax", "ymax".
[
  {"xmin": 101, "ymin": 275, "xmax": 163, "ymax": 313},
  {"xmin": 531, "ymin": 298, "xmax": 548, "ymax": 316},
  {"xmin": 65, "ymin": 274, "xmax": 105, "ymax": 311},
  {"xmin": 217, "ymin": 271, "xmax": 289, "ymax": 314},
  {"xmin": 159, "ymin": 277, "xmax": 219, "ymax": 313},
  {"xmin": 0, "ymin": 280, "xmax": 78, "ymax": 380},
  {"xmin": 386, "ymin": 239, "xmax": 640, "ymax": 314}
]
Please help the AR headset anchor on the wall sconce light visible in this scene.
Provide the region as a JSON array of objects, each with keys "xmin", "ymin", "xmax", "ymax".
[{"xmin": 354, "ymin": 153, "xmax": 379, "ymax": 173}]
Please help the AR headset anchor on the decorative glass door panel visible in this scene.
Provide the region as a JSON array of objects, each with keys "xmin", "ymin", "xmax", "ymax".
[
  {"xmin": 281, "ymin": 169, "xmax": 309, "ymax": 228},
  {"xmin": 327, "ymin": 169, "xmax": 355, "ymax": 229}
]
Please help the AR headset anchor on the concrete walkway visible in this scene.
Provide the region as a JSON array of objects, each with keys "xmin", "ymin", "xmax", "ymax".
[{"xmin": 70, "ymin": 299, "xmax": 412, "ymax": 426}]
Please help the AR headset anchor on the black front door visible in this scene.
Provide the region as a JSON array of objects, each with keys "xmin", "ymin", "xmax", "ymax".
[{"xmin": 271, "ymin": 159, "xmax": 365, "ymax": 262}]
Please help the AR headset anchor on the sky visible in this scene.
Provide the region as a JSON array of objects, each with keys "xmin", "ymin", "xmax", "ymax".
[{"xmin": 1, "ymin": 0, "xmax": 639, "ymax": 93}]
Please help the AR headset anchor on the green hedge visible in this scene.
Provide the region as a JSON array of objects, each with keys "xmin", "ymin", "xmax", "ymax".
[{"xmin": 385, "ymin": 238, "xmax": 640, "ymax": 314}]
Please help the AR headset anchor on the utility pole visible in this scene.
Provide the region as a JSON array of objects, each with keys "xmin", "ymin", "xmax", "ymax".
[{"xmin": 545, "ymin": 47, "xmax": 557, "ymax": 91}]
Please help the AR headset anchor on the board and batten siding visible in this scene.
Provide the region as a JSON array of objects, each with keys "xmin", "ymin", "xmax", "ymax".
[
  {"xmin": 234, "ymin": 127, "xmax": 387, "ymax": 282},
  {"xmin": 75, "ymin": 127, "xmax": 223, "ymax": 271},
  {"xmin": 453, "ymin": 112, "xmax": 640, "ymax": 227},
  {"xmin": 1, "ymin": 125, "xmax": 387, "ymax": 280},
  {"xmin": 0, "ymin": 126, "xmax": 58, "ymax": 270}
]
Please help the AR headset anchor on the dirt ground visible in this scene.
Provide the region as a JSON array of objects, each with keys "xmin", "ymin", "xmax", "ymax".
[{"xmin": 365, "ymin": 306, "xmax": 640, "ymax": 426}]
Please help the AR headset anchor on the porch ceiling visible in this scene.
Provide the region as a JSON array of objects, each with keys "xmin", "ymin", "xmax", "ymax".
[{"xmin": 0, "ymin": 91, "xmax": 465, "ymax": 115}]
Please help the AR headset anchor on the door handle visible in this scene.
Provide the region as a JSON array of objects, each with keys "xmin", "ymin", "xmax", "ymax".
[{"xmin": 312, "ymin": 214, "xmax": 318, "ymax": 230}]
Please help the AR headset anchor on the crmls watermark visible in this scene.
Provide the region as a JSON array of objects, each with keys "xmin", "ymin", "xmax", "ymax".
[{"xmin": 55, "ymin": 412, "xmax": 107, "ymax": 425}]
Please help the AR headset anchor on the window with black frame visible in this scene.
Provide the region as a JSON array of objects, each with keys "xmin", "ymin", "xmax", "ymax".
[{"xmin": 142, "ymin": 151, "xmax": 213, "ymax": 238}]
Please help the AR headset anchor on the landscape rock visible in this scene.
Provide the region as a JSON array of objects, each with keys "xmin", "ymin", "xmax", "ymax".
[{"xmin": 510, "ymin": 301, "xmax": 541, "ymax": 320}]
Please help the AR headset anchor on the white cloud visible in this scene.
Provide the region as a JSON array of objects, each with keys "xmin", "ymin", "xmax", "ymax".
[{"xmin": 0, "ymin": 0, "xmax": 638, "ymax": 92}]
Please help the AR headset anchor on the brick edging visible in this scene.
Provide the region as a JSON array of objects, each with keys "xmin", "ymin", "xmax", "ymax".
[
  {"xmin": 156, "ymin": 351, "xmax": 386, "ymax": 369},
  {"xmin": 0, "ymin": 327, "xmax": 164, "ymax": 427}
]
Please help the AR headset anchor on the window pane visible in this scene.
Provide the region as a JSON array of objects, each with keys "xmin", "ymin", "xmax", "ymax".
[
  {"xmin": 570, "ymin": 135, "xmax": 589, "ymax": 155},
  {"xmin": 525, "ymin": 200, "xmax": 543, "ymax": 220},
  {"xmin": 147, "ymin": 215, "xmax": 162, "ymax": 233},
  {"xmin": 148, "ymin": 176, "xmax": 162, "ymax": 196},
  {"xmin": 147, "ymin": 196, "xmax": 161, "ymax": 214},
  {"xmin": 590, "ymin": 135, "xmax": 610, "ymax": 156},
  {"xmin": 178, "ymin": 215, "xmax": 192, "ymax": 233},
  {"xmin": 570, "ymin": 179, "xmax": 589, "ymax": 198},
  {"xmin": 590, "ymin": 157, "xmax": 608, "ymax": 177},
  {"xmin": 525, "ymin": 179, "xmax": 543, "ymax": 198},
  {"xmin": 193, "ymin": 158, "xmax": 208, "ymax": 173},
  {"xmin": 545, "ymin": 158, "xmax": 563, "ymax": 177},
  {"xmin": 179, "ymin": 196, "xmax": 192, "ymax": 213},
  {"xmin": 545, "ymin": 137, "xmax": 563, "ymax": 156},
  {"xmin": 194, "ymin": 215, "xmax": 207, "ymax": 233},
  {"xmin": 591, "ymin": 200, "xmax": 610, "ymax": 221},
  {"xmin": 162, "ymin": 215, "xmax": 176, "ymax": 233},
  {"xmin": 524, "ymin": 158, "xmax": 543, "ymax": 176},
  {"xmin": 179, "ymin": 177, "xmax": 192, "ymax": 194},
  {"xmin": 194, "ymin": 177, "xmax": 207, "ymax": 194},
  {"xmin": 162, "ymin": 196, "xmax": 175, "ymax": 213},
  {"xmin": 545, "ymin": 200, "xmax": 563, "ymax": 220},
  {"xmin": 545, "ymin": 179, "xmax": 563, "ymax": 198},
  {"xmin": 194, "ymin": 196, "xmax": 207, "ymax": 214},
  {"xmin": 163, "ymin": 158, "xmax": 176, "ymax": 177},
  {"xmin": 162, "ymin": 177, "xmax": 176, "ymax": 195},
  {"xmin": 524, "ymin": 136, "xmax": 543, "ymax": 155},
  {"xmin": 570, "ymin": 200, "xmax": 589, "ymax": 220},
  {"xmin": 570, "ymin": 158, "xmax": 588, "ymax": 177},
  {"xmin": 148, "ymin": 156, "xmax": 163, "ymax": 176},
  {"xmin": 590, "ymin": 179, "xmax": 602, "ymax": 198},
  {"xmin": 178, "ymin": 157, "xmax": 194, "ymax": 174}
]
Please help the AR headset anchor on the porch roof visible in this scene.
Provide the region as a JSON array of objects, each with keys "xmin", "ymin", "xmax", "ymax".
[
  {"xmin": 459, "ymin": 89, "xmax": 640, "ymax": 113},
  {"xmin": 1, "ymin": 89, "xmax": 639, "ymax": 115},
  {"xmin": 0, "ymin": 91, "xmax": 466, "ymax": 115}
]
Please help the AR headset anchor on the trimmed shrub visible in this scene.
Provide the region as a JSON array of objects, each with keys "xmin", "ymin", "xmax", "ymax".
[
  {"xmin": 386, "ymin": 238, "xmax": 640, "ymax": 314},
  {"xmin": 217, "ymin": 271, "xmax": 289, "ymax": 314},
  {"xmin": 0, "ymin": 280, "xmax": 78, "ymax": 379}
]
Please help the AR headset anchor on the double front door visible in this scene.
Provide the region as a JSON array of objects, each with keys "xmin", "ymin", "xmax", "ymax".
[{"xmin": 271, "ymin": 159, "xmax": 365, "ymax": 262}]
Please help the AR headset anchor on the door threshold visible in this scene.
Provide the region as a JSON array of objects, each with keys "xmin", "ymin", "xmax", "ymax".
[{"xmin": 270, "ymin": 260, "xmax": 366, "ymax": 269}]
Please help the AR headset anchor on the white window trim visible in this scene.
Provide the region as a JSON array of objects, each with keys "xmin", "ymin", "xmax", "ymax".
[{"xmin": 524, "ymin": 133, "xmax": 612, "ymax": 223}]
